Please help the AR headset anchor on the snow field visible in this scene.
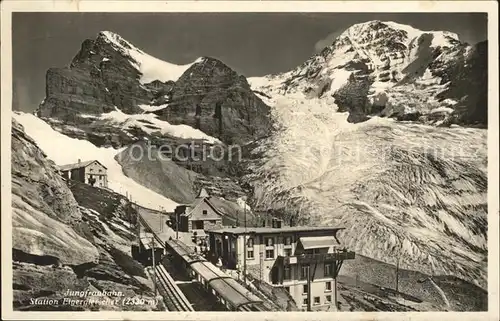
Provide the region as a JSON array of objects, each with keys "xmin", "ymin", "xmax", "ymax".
[{"xmin": 13, "ymin": 112, "xmax": 178, "ymax": 212}]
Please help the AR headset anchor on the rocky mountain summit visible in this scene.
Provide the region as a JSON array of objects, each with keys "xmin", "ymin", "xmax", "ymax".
[
  {"xmin": 36, "ymin": 31, "xmax": 271, "ymax": 147},
  {"xmin": 250, "ymin": 20, "xmax": 487, "ymax": 127},
  {"xmin": 160, "ymin": 56, "xmax": 271, "ymax": 145}
]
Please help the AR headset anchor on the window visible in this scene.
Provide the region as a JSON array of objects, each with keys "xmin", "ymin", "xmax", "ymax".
[
  {"xmin": 265, "ymin": 237, "xmax": 274, "ymax": 247},
  {"xmin": 247, "ymin": 250, "xmax": 254, "ymax": 259},
  {"xmin": 302, "ymin": 284, "xmax": 308, "ymax": 294},
  {"xmin": 324, "ymin": 263, "xmax": 333, "ymax": 277},
  {"xmin": 325, "ymin": 295, "xmax": 332, "ymax": 303},
  {"xmin": 284, "ymin": 266, "xmax": 291, "ymax": 280},
  {"xmin": 325, "ymin": 282, "xmax": 332, "ymax": 292},
  {"xmin": 89, "ymin": 168, "xmax": 93, "ymax": 172},
  {"xmin": 247, "ymin": 237, "xmax": 254, "ymax": 248},
  {"xmin": 284, "ymin": 248, "xmax": 292, "ymax": 257},
  {"xmin": 265, "ymin": 249, "xmax": 274, "ymax": 259},
  {"xmin": 99, "ymin": 169, "xmax": 102, "ymax": 173},
  {"xmin": 284, "ymin": 236, "xmax": 292, "ymax": 246},
  {"xmin": 314, "ymin": 297, "xmax": 320, "ymax": 305},
  {"xmin": 202, "ymin": 210, "xmax": 207, "ymax": 215},
  {"xmin": 302, "ymin": 298, "xmax": 308, "ymax": 306},
  {"xmin": 89, "ymin": 175, "xmax": 94, "ymax": 179},
  {"xmin": 301, "ymin": 265, "xmax": 309, "ymax": 280}
]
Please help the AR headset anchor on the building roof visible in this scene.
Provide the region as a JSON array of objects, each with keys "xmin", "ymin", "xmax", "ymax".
[
  {"xmin": 197, "ymin": 188, "xmax": 210, "ymax": 198},
  {"xmin": 299, "ymin": 236, "xmax": 339, "ymax": 249},
  {"xmin": 207, "ymin": 226, "xmax": 345, "ymax": 235},
  {"xmin": 139, "ymin": 232, "xmax": 157, "ymax": 250},
  {"xmin": 179, "ymin": 188, "xmax": 224, "ymax": 220},
  {"xmin": 58, "ymin": 160, "xmax": 107, "ymax": 171}
]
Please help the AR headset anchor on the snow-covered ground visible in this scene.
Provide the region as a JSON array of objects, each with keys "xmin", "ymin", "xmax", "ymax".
[
  {"xmin": 13, "ymin": 112, "xmax": 179, "ymax": 212},
  {"xmin": 99, "ymin": 31, "xmax": 202, "ymax": 84},
  {"xmin": 138, "ymin": 103, "xmax": 169, "ymax": 112},
  {"xmin": 98, "ymin": 108, "xmax": 221, "ymax": 144}
]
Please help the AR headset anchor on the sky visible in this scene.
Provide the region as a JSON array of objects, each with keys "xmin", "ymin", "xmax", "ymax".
[{"xmin": 12, "ymin": 12, "xmax": 487, "ymax": 112}]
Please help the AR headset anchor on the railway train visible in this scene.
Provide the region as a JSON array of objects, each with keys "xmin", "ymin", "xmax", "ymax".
[
  {"xmin": 136, "ymin": 210, "xmax": 269, "ymax": 311},
  {"xmin": 164, "ymin": 238, "xmax": 269, "ymax": 311}
]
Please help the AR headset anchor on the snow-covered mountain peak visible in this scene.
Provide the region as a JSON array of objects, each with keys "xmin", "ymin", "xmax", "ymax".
[
  {"xmin": 337, "ymin": 20, "xmax": 459, "ymax": 50},
  {"xmin": 96, "ymin": 30, "xmax": 197, "ymax": 84},
  {"xmin": 249, "ymin": 20, "xmax": 482, "ymax": 127},
  {"xmin": 98, "ymin": 30, "xmax": 140, "ymax": 52}
]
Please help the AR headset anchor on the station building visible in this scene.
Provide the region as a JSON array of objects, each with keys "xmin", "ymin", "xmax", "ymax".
[{"xmin": 206, "ymin": 220, "xmax": 355, "ymax": 311}]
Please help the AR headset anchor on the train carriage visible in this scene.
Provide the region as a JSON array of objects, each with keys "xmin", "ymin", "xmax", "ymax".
[{"xmin": 165, "ymin": 238, "xmax": 267, "ymax": 311}]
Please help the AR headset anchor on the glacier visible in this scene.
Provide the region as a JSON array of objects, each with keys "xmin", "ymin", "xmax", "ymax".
[{"xmin": 245, "ymin": 92, "xmax": 487, "ymax": 289}]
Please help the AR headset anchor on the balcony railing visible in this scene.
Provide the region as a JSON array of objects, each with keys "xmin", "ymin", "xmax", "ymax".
[{"xmin": 280, "ymin": 251, "xmax": 355, "ymax": 265}]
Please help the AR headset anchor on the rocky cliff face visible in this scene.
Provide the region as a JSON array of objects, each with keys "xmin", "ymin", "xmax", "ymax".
[
  {"xmin": 11, "ymin": 119, "xmax": 99, "ymax": 265},
  {"xmin": 160, "ymin": 57, "xmax": 271, "ymax": 144},
  {"xmin": 38, "ymin": 33, "xmax": 150, "ymax": 120},
  {"xmin": 12, "ymin": 119, "xmax": 161, "ymax": 311},
  {"xmin": 434, "ymin": 40, "xmax": 488, "ymax": 125},
  {"xmin": 36, "ymin": 31, "xmax": 272, "ymax": 147},
  {"xmin": 249, "ymin": 20, "xmax": 487, "ymax": 127}
]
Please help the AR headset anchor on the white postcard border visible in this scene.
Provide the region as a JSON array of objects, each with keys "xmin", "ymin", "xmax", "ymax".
[{"xmin": 1, "ymin": 1, "xmax": 498, "ymax": 320}]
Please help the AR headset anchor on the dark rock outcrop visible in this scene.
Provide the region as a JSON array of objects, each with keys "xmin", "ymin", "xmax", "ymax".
[
  {"xmin": 333, "ymin": 74, "xmax": 373, "ymax": 123},
  {"xmin": 436, "ymin": 40, "xmax": 488, "ymax": 126},
  {"xmin": 37, "ymin": 33, "xmax": 151, "ymax": 121},
  {"xmin": 160, "ymin": 57, "xmax": 271, "ymax": 145}
]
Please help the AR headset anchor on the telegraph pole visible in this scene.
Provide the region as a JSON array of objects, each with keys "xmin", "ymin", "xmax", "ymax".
[
  {"xmin": 333, "ymin": 260, "xmax": 338, "ymax": 311},
  {"xmin": 243, "ymin": 199, "xmax": 247, "ymax": 284},
  {"xmin": 151, "ymin": 236, "xmax": 157, "ymax": 296},
  {"xmin": 259, "ymin": 252, "xmax": 263, "ymax": 283},
  {"xmin": 159, "ymin": 207, "xmax": 163, "ymax": 233},
  {"xmin": 176, "ymin": 211, "xmax": 179, "ymax": 240},
  {"xmin": 396, "ymin": 255, "xmax": 400, "ymax": 293},
  {"xmin": 307, "ymin": 264, "xmax": 312, "ymax": 312}
]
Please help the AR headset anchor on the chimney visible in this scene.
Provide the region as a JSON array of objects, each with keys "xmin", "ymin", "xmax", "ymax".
[{"xmin": 78, "ymin": 159, "xmax": 81, "ymax": 164}]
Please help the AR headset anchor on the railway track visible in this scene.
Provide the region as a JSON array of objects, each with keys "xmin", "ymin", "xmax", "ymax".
[
  {"xmin": 136, "ymin": 205, "xmax": 270, "ymax": 312},
  {"xmin": 152, "ymin": 265, "xmax": 194, "ymax": 311}
]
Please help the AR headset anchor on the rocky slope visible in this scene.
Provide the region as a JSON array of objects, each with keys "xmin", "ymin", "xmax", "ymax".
[
  {"xmin": 12, "ymin": 119, "xmax": 162, "ymax": 311},
  {"xmin": 249, "ymin": 20, "xmax": 487, "ymax": 127},
  {"xmin": 36, "ymin": 31, "xmax": 271, "ymax": 147},
  {"xmin": 115, "ymin": 140, "xmax": 258, "ymax": 225},
  {"xmin": 12, "ymin": 119, "xmax": 99, "ymax": 265}
]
